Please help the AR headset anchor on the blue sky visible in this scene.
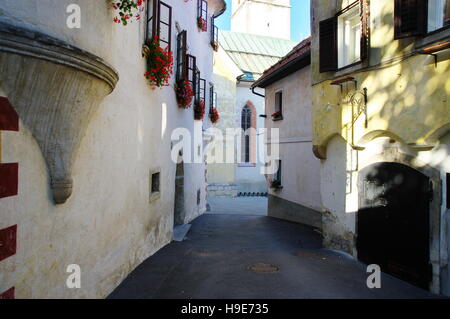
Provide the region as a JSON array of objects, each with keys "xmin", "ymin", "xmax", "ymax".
[{"xmin": 215, "ymin": 0, "xmax": 311, "ymax": 42}]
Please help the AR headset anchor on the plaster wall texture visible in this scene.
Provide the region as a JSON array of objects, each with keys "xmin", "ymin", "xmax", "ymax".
[
  {"xmin": 311, "ymin": 0, "xmax": 450, "ymax": 149},
  {"xmin": 264, "ymin": 66, "xmax": 321, "ymax": 211},
  {"xmin": 231, "ymin": 0, "xmax": 291, "ymax": 40},
  {"xmin": 207, "ymin": 47, "xmax": 239, "ymax": 186},
  {"xmin": 320, "ymin": 134, "xmax": 450, "ymax": 294},
  {"xmin": 0, "ymin": 0, "xmax": 220, "ymax": 298}
]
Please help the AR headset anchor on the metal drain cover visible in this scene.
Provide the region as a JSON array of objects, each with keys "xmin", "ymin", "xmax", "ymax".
[{"xmin": 247, "ymin": 263, "xmax": 279, "ymax": 273}]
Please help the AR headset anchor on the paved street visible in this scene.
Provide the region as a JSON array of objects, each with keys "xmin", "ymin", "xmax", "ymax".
[{"xmin": 109, "ymin": 197, "xmax": 438, "ymax": 299}]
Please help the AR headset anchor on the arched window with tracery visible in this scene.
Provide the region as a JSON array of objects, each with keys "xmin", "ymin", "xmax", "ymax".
[{"xmin": 241, "ymin": 104, "xmax": 253, "ymax": 163}]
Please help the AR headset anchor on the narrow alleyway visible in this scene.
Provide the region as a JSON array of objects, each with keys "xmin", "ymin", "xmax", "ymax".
[{"xmin": 109, "ymin": 198, "xmax": 437, "ymax": 299}]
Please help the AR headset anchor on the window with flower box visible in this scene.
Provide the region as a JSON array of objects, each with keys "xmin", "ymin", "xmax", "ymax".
[
  {"xmin": 176, "ymin": 30, "xmax": 188, "ymax": 81},
  {"xmin": 146, "ymin": 0, "xmax": 172, "ymax": 51},
  {"xmin": 273, "ymin": 91, "xmax": 283, "ymax": 121},
  {"xmin": 210, "ymin": 17, "xmax": 219, "ymax": 50},
  {"xmin": 197, "ymin": 0, "xmax": 208, "ymax": 31}
]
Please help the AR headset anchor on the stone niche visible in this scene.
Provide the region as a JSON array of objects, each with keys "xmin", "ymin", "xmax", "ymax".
[{"xmin": 0, "ymin": 22, "xmax": 119, "ymax": 204}]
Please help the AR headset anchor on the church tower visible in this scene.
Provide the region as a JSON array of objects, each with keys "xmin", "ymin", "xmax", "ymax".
[{"xmin": 231, "ymin": 0, "xmax": 291, "ymax": 40}]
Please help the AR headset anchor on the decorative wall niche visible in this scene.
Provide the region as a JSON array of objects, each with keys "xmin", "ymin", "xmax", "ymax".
[{"xmin": 0, "ymin": 22, "xmax": 119, "ymax": 204}]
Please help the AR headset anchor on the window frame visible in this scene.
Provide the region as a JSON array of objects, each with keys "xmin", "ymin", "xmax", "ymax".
[
  {"xmin": 187, "ymin": 54, "xmax": 197, "ymax": 95},
  {"xmin": 197, "ymin": 0, "xmax": 209, "ymax": 30},
  {"xmin": 427, "ymin": 0, "xmax": 450, "ymax": 34},
  {"xmin": 210, "ymin": 17, "xmax": 219, "ymax": 49},
  {"xmin": 337, "ymin": 3, "xmax": 362, "ymax": 69},
  {"xmin": 176, "ymin": 30, "xmax": 188, "ymax": 82},
  {"xmin": 241, "ymin": 105, "xmax": 252, "ymax": 164},
  {"xmin": 194, "ymin": 67, "xmax": 201, "ymax": 103},
  {"xmin": 199, "ymin": 78, "xmax": 206, "ymax": 104},
  {"xmin": 146, "ymin": 0, "xmax": 173, "ymax": 52},
  {"xmin": 319, "ymin": 0, "xmax": 369, "ymax": 73}
]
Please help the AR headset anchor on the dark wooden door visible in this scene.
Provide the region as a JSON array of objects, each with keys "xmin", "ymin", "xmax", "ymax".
[{"xmin": 357, "ymin": 162, "xmax": 432, "ymax": 289}]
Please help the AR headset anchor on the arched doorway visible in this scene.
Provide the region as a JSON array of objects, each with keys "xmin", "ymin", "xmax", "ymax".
[
  {"xmin": 174, "ymin": 162, "xmax": 185, "ymax": 227},
  {"xmin": 357, "ymin": 162, "xmax": 432, "ymax": 289}
]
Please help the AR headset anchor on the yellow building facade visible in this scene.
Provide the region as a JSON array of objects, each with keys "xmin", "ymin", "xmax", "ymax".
[{"xmin": 311, "ymin": 0, "xmax": 450, "ymax": 295}]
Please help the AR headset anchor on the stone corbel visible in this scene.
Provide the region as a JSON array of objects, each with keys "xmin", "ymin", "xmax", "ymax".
[{"xmin": 0, "ymin": 22, "xmax": 119, "ymax": 204}]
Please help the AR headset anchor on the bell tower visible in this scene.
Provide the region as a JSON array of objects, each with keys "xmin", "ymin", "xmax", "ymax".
[{"xmin": 231, "ymin": 0, "xmax": 291, "ymax": 40}]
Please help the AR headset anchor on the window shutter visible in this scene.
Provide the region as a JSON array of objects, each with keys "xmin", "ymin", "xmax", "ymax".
[
  {"xmin": 360, "ymin": 0, "xmax": 369, "ymax": 61},
  {"xmin": 394, "ymin": 0, "xmax": 427, "ymax": 39},
  {"xmin": 319, "ymin": 17, "xmax": 338, "ymax": 73}
]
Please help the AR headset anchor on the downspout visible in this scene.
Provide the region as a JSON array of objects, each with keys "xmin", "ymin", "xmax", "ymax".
[{"xmin": 251, "ymin": 86, "xmax": 265, "ymax": 98}]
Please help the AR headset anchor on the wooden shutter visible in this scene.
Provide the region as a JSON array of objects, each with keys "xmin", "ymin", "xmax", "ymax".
[
  {"xmin": 360, "ymin": 0, "xmax": 369, "ymax": 61},
  {"xmin": 176, "ymin": 31, "xmax": 187, "ymax": 81},
  {"xmin": 394, "ymin": 0, "xmax": 427, "ymax": 39},
  {"xmin": 319, "ymin": 17, "xmax": 338, "ymax": 73},
  {"xmin": 158, "ymin": 1, "xmax": 172, "ymax": 51}
]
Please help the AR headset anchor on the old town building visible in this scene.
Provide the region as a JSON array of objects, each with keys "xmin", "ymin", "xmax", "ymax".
[
  {"xmin": 252, "ymin": 38, "xmax": 323, "ymax": 228},
  {"xmin": 311, "ymin": 0, "xmax": 449, "ymax": 294},
  {"xmin": 0, "ymin": 0, "xmax": 226, "ymax": 298}
]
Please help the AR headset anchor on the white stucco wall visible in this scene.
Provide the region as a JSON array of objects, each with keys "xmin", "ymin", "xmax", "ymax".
[
  {"xmin": 265, "ymin": 66, "xmax": 322, "ymax": 211},
  {"xmin": 0, "ymin": 0, "xmax": 220, "ymax": 298},
  {"xmin": 234, "ymin": 82, "xmax": 267, "ymax": 193}
]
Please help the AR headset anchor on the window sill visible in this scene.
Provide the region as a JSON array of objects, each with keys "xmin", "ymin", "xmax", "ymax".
[
  {"xmin": 416, "ymin": 26, "xmax": 450, "ymax": 50},
  {"xmin": 270, "ymin": 185, "xmax": 283, "ymax": 191},
  {"xmin": 150, "ymin": 192, "xmax": 161, "ymax": 203},
  {"xmin": 272, "ymin": 116, "xmax": 283, "ymax": 122},
  {"xmin": 238, "ymin": 163, "xmax": 256, "ymax": 168}
]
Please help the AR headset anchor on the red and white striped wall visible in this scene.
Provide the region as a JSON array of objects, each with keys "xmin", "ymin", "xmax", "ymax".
[{"xmin": 0, "ymin": 96, "xmax": 19, "ymax": 299}]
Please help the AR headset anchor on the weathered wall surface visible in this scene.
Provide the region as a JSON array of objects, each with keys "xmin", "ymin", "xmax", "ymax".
[
  {"xmin": 265, "ymin": 66, "xmax": 322, "ymax": 213},
  {"xmin": 234, "ymin": 83, "xmax": 267, "ymax": 194},
  {"xmin": 207, "ymin": 46, "xmax": 239, "ymax": 195},
  {"xmin": 0, "ymin": 0, "xmax": 221, "ymax": 298},
  {"xmin": 311, "ymin": 0, "xmax": 450, "ymax": 149},
  {"xmin": 311, "ymin": 0, "xmax": 450, "ymax": 294}
]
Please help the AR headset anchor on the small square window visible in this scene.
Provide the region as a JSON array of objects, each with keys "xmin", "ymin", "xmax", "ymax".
[
  {"xmin": 150, "ymin": 171, "xmax": 161, "ymax": 202},
  {"xmin": 151, "ymin": 172, "xmax": 160, "ymax": 194},
  {"xmin": 275, "ymin": 91, "xmax": 283, "ymax": 113},
  {"xmin": 197, "ymin": 189, "xmax": 201, "ymax": 205}
]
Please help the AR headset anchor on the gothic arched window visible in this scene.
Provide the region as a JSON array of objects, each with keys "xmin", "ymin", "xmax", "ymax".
[{"xmin": 241, "ymin": 105, "xmax": 252, "ymax": 163}]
